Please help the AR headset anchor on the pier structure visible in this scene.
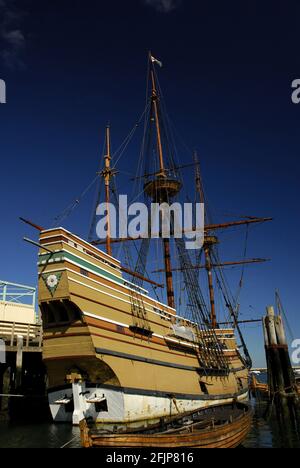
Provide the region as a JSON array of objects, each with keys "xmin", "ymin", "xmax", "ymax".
[
  {"xmin": 263, "ymin": 306, "xmax": 297, "ymax": 400},
  {"xmin": 263, "ymin": 305, "xmax": 300, "ymax": 441},
  {"xmin": 0, "ymin": 281, "xmax": 44, "ymax": 420}
]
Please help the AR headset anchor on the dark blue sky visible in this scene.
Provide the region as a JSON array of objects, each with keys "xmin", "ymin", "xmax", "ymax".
[{"xmin": 0, "ymin": 0, "xmax": 300, "ymax": 366}]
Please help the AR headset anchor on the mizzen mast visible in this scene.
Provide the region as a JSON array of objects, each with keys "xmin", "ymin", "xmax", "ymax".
[
  {"xmin": 194, "ymin": 151, "xmax": 218, "ymax": 328},
  {"xmin": 144, "ymin": 54, "xmax": 182, "ymax": 309},
  {"xmin": 204, "ymin": 236, "xmax": 218, "ymax": 328}
]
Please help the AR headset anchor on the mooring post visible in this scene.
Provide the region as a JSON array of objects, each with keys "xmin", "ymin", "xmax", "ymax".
[
  {"xmin": 274, "ymin": 315, "xmax": 287, "ymax": 346},
  {"xmin": 263, "ymin": 317, "xmax": 269, "ymax": 346},
  {"xmin": 265, "ymin": 306, "xmax": 277, "ymax": 345},
  {"xmin": 264, "ymin": 306, "xmax": 286, "ymax": 399},
  {"xmin": 0, "ymin": 365, "xmax": 4, "ymax": 412},
  {"xmin": 0, "ymin": 366, "xmax": 10, "ymax": 420},
  {"xmin": 16, "ymin": 335, "xmax": 24, "ymax": 389},
  {"xmin": 263, "ymin": 303, "xmax": 298, "ymax": 430}
]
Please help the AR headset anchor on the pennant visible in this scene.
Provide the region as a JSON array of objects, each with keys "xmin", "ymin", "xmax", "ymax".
[{"xmin": 151, "ymin": 55, "xmax": 163, "ymax": 68}]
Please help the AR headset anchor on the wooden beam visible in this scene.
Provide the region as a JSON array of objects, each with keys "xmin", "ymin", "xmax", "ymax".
[
  {"xmin": 92, "ymin": 217, "xmax": 273, "ymax": 246},
  {"xmin": 19, "ymin": 217, "xmax": 44, "ymax": 231},
  {"xmin": 23, "ymin": 237, "xmax": 53, "ymax": 253},
  {"xmin": 130, "ymin": 163, "xmax": 198, "ymax": 181},
  {"xmin": 218, "ymin": 319, "xmax": 262, "ymax": 325},
  {"xmin": 203, "ymin": 217, "xmax": 273, "ymax": 232},
  {"xmin": 152, "ymin": 258, "xmax": 270, "ymax": 274}
]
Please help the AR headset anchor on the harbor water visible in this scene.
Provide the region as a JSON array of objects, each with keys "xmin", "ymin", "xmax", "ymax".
[{"xmin": 0, "ymin": 398, "xmax": 299, "ymax": 449}]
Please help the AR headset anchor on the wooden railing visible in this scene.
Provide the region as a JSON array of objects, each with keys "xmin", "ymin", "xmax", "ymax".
[{"xmin": 0, "ymin": 321, "xmax": 43, "ymax": 352}]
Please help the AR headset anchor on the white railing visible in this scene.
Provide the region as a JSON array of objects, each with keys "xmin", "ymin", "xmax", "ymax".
[{"xmin": 0, "ymin": 280, "xmax": 36, "ymax": 307}]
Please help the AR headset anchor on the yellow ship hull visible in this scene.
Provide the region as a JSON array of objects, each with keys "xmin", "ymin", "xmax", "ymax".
[{"xmin": 38, "ymin": 228, "xmax": 249, "ymax": 426}]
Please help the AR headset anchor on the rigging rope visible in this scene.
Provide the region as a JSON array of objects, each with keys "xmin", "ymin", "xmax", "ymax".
[
  {"xmin": 235, "ymin": 225, "xmax": 250, "ymax": 308},
  {"xmin": 86, "ymin": 104, "xmax": 150, "ymax": 241},
  {"xmin": 110, "ymin": 176, "xmax": 160, "ymax": 302},
  {"xmin": 113, "ymin": 103, "xmax": 151, "ymax": 168},
  {"xmin": 88, "ymin": 176, "xmax": 104, "ymax": 242},
  {"xmin": 212, "ymin": 262, "xmax": 252, "ymax": 369},
  {"xmin": 276, "ymin": 290, "xmax": 294, "ymax": 342},
  {"xmin": 175, "ymin": 237, "xmax": 229, "ymax": 372},
  {"xmin": 52, "ymin": 175, "xmax": 99, "ymax": 227}
]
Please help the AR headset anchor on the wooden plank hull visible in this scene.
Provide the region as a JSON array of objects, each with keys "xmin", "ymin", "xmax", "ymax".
[{"xmin": 81, "ymin": 404, "xmax": 252, "ymax": 449}]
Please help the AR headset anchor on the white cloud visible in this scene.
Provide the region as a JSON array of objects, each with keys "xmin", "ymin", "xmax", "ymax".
[
  {"xmin": 143, "ymin": 0, "xmax": 182, "ymax": 13},
  {"xmin": 2, "ymin": 29, "xmax": 25, "ymax": 47},
  {"xmin": 0, "ymin": 0, "xmax": 26, "ymax": 69}
]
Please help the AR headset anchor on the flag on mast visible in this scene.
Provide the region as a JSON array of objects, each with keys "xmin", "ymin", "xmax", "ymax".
[{"xmin": 151, "ymin": 55, "xmax": 163, "ymax": 68}]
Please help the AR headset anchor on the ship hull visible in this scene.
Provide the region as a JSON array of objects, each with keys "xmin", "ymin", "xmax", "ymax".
[
  {"xmin": 38, "ymin": 228, "xmax": 250, "ymax": 428},
  {"xmin": 48, "ymin": 381, "xmax": 249, "ymax": 427}
]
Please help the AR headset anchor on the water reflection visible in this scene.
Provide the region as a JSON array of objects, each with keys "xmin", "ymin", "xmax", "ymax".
[
  {"xmin": 0, "ymin": 422, "xmax": 81, "ymax": 448},
  {"xmin": 243, "ymin": 399, "xmax": 300, "ymax": 448}
]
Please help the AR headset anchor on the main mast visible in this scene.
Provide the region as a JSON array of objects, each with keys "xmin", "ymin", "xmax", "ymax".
[
  {"xmin": 144, "ymin": 54, "xmax": 181, "ymax": 309},
  {"xmin": 103, "ymin": 125, "xmax": 113, "ymax": 257},
  {"xmin": 150, "ymin": 68, "xmax": 165, "ymax": 177}
]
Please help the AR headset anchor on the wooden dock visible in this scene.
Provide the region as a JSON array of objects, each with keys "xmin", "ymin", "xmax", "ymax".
[
  {"xmin": 0, "ymin": 281, "xmax": 45, "ymax": 421},
  {"xmin": 0, "ymin": 280, "xmax": 42, "ymax": 351},
  {"xmin": 0, "ymin": 320, "xmax": 42, "ymax": 353}
]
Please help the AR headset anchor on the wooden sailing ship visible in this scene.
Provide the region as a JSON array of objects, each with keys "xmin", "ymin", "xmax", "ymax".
[
  {"xmin": 250, "ymin": 374, "xmax": 270, "ymax": 398},
  {"xmin": 25, "ymin": 54, "xmax": 272, "ymax": 442},
  {"xmin": 250, "ymin": 374, "xmax": 300, "ymax": 399}
]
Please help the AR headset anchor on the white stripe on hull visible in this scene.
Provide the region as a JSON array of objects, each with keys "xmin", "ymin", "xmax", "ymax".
[{"xmin": 48, "ymin": 381, "xmax": 249, "ymax": 426}]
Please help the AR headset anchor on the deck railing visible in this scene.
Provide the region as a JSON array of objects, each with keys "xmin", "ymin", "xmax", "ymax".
[
  {"xmin": 0, "ymin": 321, "xmax": 43, "ymax": 351},
  {"xmin": 0, "ymin": 280, "xmax": 36, "ymax": 307}
]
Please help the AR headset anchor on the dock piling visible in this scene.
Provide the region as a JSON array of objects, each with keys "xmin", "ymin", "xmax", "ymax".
[
  {"xmin": 16, "ymin": 335, "xmax": 24, "ymax": 389},
  {"xmin": 263, "ymin": 304, "xmax": 300, "ymax": 436}
]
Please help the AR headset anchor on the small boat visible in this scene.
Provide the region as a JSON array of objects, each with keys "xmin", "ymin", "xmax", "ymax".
[{"xmin": 80, "ymin": 403, "xmax": 252, "ymax": 449}]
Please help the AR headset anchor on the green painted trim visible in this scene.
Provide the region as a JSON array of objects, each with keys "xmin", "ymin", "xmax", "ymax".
[{"xmin": 38, "ymin": 251, "xmax": 125, "ymax": 286}]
